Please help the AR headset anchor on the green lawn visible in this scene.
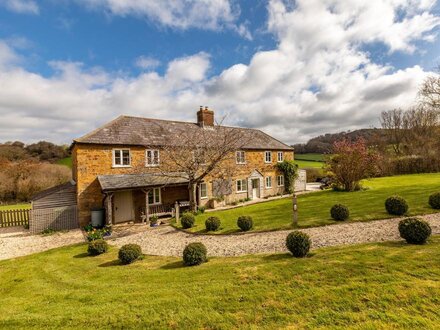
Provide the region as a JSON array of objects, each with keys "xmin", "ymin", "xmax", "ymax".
[
  {"xmin": 57, "ymin": 157, "xmax": 72, "ymax": 168},
  {"xmin": 0, "ymin": 238, "xmax": 439, "ymax": 329},
  {"xmin": 184, "ymin": 173, "xmax": 440, "ymax": 234},
  {"xmin": 294, "ymin": 159, "xmax": 324, "ymax": 168},
  {"xmin": 0, "ymin": 203, "xmax": 31, "ymax": 211},
  {"xmin": 294, "ymin": 153, "xmax": 326, "ymax": 161}
]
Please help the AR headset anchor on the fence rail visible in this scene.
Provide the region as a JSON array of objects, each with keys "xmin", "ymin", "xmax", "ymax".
[{"xmin": 0, "ymin": 209, "xmax": 30, "ymax": 228}]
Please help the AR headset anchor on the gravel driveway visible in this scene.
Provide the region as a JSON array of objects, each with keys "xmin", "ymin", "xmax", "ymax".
[{"xmin": 110, "ymin": 213, "xmax": 440, "ymax": 257}]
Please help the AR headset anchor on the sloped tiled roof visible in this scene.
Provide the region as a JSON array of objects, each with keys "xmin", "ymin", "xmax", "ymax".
[
  {"xmin": 74, "ymin": 115, "xmax": 293, "ymax": 151},
  {"xmin": 98, "ymin": 172, "xmax": 188, "ymax": 192}
]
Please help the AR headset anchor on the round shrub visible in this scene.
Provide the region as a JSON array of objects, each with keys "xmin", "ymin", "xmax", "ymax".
[
  {"xmin": 87, "ymin": 239, "xmax": 108, "ymax": 256},
  {"xmin": 181, "ymin": 213, "xmax": 195, "ymax": 229},
  {"xmin": 398, "ymin": 218, "xmax": 431, "ymax": 244},
  {"xmin": 205, "ymin": 216, "xmax": 221, "ymax": 231},
  {"xmin": 385, "ymin": 195, "xmax": 408, "ymax": 216},
  {"xmin": 330, "ymin": 204, "xmax": 349, "ymax": 221},
  {"xmin": 428, "ymin": 192, "xmax": 440, "ymax": 209},
  {"xmin": 183, "ymin": 242, "xmax": 207, "ymax": 266},
  {"xmin": 286, "ymin": 231, "xmax": 311, "ymax": 258},
  {"xmin": 118, "ymin": 244, "xmax": 142, "ymax": 264},
  {"xmin": 237, "ymin": 216, "xmax": 253, "ymax": 232}
]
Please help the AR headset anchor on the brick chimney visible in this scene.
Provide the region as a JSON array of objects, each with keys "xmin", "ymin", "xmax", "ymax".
[{"xmin": 197, "ymin": 106, "xmax": 214, "ymax": 127}]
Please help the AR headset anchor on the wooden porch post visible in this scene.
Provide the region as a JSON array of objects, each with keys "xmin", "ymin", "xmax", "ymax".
[
  {"xmin": 105, "ymin": 193, "xmax": 114, "ymax": 225},
  {"xmin": 175, "ymin": 201, "xmax": 180, "ymax": 224},
  {"xmin": 142, "ymin": 189, "xmax": 150, "ymax": 224}
]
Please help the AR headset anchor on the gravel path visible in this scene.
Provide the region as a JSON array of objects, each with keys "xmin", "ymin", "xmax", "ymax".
[
  {"xmin": 1, "ymin": 214, "xmax": 439, "ymax": 260},
  {"xmin": 110, "ymin": 213, "xmax": 440, "ymax": 257},
  {"xmin": 0, "ymin": 229, "xmax": 85, "ymax": 261}
]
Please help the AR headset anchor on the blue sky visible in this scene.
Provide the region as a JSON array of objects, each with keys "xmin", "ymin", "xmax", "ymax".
[{"xmin": 0, "ymin": 0, "xmax": 439, "ymax": 144}]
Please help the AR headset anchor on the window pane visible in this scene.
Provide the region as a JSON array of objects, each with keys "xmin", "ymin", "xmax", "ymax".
[
  {"xmin": 114, "ymin": 150, "xmax": 121, "ymax": 165},
  {"xmin": 148, "ymin": 191, "xmax": 154, "ymax": 204},
  {"xmin": 122, "ymin": 150, "xmax": 130, "ymax": 165},
  {"xmin": 154, "ymin": 188, "xmax": 160, "ymax": 203},
  {"xmin": 200, "ymin": 183, "xmax": 207, "ymax": 198}
]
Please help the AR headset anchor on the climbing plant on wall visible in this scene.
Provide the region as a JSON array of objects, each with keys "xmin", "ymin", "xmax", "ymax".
[{"xmin": 276, "ymin": 160, "xmax": 298, "ymax": 194}]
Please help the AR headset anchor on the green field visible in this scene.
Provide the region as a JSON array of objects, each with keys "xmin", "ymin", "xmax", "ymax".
[
  {"xmin": 0, "ymin": 238, "xmax": 439, "ymax": 329},
  {"xmin": 294, "ymin": 153, "xmax": 326, "ymax": 161},
  {"xmin": 183, "ymin": 173, "xmax": 440, "ymax": 234},
  {"xmin": 57, "ymin": 157, "xmax": 72, "ymax": 168},
  {"xmin": 0, "ymin": 203, "xmax": 31, "ymax": 211},
  {"xmin": 294, "ymin": 159, "xmax": 324, "ymax": 168}
]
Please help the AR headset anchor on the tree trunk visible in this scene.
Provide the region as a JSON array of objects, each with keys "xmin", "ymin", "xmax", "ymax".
[{"xmin": 189, "ymin": 182, "xmax": 198, "ymax": 212}]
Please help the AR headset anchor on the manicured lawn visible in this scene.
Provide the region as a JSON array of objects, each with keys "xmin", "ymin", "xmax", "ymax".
[
  {"xmin": 0, "ymin": 203, "xmax": 31, "ymax": 211},
  {"xmin": 0, "ymin": 238, "xmax": 439, "ymax": 329},
  {"xmin": 185, "ymin": 173, "xmax": 440, "ymax": 234},
  {"xmin": 57, "ymin": 156, "xmax": 72, "ymax": 168}
]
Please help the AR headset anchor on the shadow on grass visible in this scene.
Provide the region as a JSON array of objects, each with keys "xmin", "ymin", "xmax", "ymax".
[
  {"xmin": 160, "ymin": 260, "xmax": 185, "ymax": 270},
  {"xmin": 73, "ymin": 252, "xmax": 89, "ymax": 258},
  {"xmin": 98, "ymin": 260, "xmax": 122, "ymax": 267}
]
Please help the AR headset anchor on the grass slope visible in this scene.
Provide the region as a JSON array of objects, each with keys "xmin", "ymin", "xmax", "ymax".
[
  {"xmin": 294, "ymin": 153, "xmax": 326, "ymax": 161},
  {"xmin": 294, "ymin": 159, "xmax": 324, "ymax": 168},
  {"xmin": 0, "ymin": 238, "xmax": 439, "ymax": 329},
  {"xmin": 186, "ymin": 173, "xmax": 440, "ymax": 234},
  {"xmin": 57, "ymin": 157, "xmax": 72, "ymax": 168},
  {"xmin": 0, "ymin": 203, "xmax": 31, "ymax": 211}
]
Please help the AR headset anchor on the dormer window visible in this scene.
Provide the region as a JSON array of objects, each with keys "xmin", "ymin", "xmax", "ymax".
[
  {"xmin": 146, "ymin": 149, "xmax": 160, "ymax": 167},
  {"xmin": 265, "ymin": 151, "xmax": 272, "ymax": 163},
  {"xmin": 113, "ymin": 149, "xmax": 131, "ymax": 167},
  {"xmin": 236, "ymin": 151, "xmax": 246, "ymax": 164}
]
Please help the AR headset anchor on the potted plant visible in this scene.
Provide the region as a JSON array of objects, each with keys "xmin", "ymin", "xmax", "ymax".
[{"xmin": 150, "ymin": 215, "xmax": 159, "ymax": 227}]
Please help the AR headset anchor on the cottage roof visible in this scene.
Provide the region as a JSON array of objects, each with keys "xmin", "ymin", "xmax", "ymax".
[
  {"xmin": 97, "ymin": 172, "xmax": 189, "ymax": 192},
  {"xmin": 74, "ymin": 115, "xmax": 293, "ymax": 151}
]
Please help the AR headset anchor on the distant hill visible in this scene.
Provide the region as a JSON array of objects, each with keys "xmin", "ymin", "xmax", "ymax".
[{"xmin": 293, "ymin": 128, "xmax": 385, "ymax": 154}]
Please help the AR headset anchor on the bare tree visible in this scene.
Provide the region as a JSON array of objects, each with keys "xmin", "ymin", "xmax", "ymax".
[
  {"xmin": 419, "ymin": 68, "xmax": 440, "ymax": 111},
  {"xmin": 159, "ymin": 123, "xmax": 250, "ymax": 211},
  {"xmin": 380, "ymin": 108, "xmax": 405, "ymax": 155}
]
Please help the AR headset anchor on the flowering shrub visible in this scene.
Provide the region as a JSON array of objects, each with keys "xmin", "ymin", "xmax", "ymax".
[{"xmin": 85, "ymin": 225, "xmax": 112, "ymax": 241}]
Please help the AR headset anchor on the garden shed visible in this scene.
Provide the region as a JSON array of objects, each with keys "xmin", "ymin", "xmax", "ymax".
[{"xmin": 30, "ymin": 180, "xmax": 78, "ymax": 233}]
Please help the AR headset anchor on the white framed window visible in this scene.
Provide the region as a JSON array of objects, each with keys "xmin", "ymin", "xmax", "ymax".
[
  {"xmin": 146, "ymin": 149, "xmax": 160, "ymax": 167},
  {"xmin": 277, "ymin": 152, "xmax": 284, "ymax": 162},
  {"xmin": 236, "ymin": 151, "xmax": 246, "ymax": 164},
  {"xmin": 113, "ymin": 149, "xmax": 131, "ymax": 167},
  {"xmin": 277, "ymin": 175, "xmax": 284, "ymax": 187},
  {"xmin": 148, "ymin": 188, "xmax": 161, "ymax": 205},
  {"xmin": 200, "ymin": 182, "xmax": 208, "ymax": 199},
  {"xmin": 265, "ymin": 151, "xmax": 272, "ymax": 163},
  {"xmin": 236, "ymin": 179, "xmax": 248, "ymax": 193},
  {"xmin": 265, "ymin": 176, "xmax": 272, "ymax": 188}
]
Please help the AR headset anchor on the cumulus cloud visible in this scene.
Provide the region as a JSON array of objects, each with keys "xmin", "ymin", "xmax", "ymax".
[
  {"xmin": 1, "ymin": 0, "xmax": 39, "ymax": 15},
  {"xmin": 1, "ymin": 0, "xmax": 440, "ymax": 144},
  {"xmin": 134, "ymin": 56, "xmax": 160, "ymax": 70},
  {"xmin": 76, "ymin": 0, "xmax": 250, "ymax": 37}
]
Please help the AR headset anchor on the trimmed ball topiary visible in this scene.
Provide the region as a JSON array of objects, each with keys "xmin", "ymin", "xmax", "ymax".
[
  {"xmin": 398, "ymin": 218, "xmax": 431, "ymax": 244},
  {"xmin": 118, "ymin": 244, "xmax": 142, "ymax": 264},
  {"xmin": 205, "ymin": 216, "xmax": 221, "ymax": 231},
  {"xmin": 87, "ymin": 239, "xmax": 108, "ymax": 256},
  {"xmin": 237, "ymin": 216, "xmax": 253, "ymax": 232},
  {"xmin": 429, "ymin": 192, "xmax": 440, "ymax": 209},
  {"xmin": 181, "ymin": 212, "xmax": 195, "ymax": 229},
  {"xmin": 286, "ymin": 231, "xmax": 311, "ymax": 258},
  {"xmin": 385, "ymin": 195, "xmax": 408, "ymax": 215},
  {"xmin": 330, "ymin": 204, "xmax": 349, "ymax": 221},
  {"xmin": 183, "ymin": 242, "xmax": 207, "ymax": 266}
]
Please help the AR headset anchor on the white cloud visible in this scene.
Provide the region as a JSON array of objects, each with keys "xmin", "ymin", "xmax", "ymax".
[
  {"xmin": 1, "ymin": 0, "xmax": 440, "ymax": 144},
  {"xmin": 76, "ymin": 0, "xmax": 250, "ymax": 37},
  {"xmin": 1, "ymin": 0, "xmax": 39, "ymax": 14},
  {"xmin": 134, "ymin": 56, "xmax": 160, "ymax": 70}
]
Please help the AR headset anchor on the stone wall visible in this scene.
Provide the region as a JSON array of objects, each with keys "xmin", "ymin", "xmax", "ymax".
[{"xmin": 73, "ymin": 143, "xmax": 294, "ymax": 225}]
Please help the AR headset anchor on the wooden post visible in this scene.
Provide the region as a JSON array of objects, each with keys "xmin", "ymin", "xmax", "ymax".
[
  {"xmin": 175, "ymin": 201, "xmax": 180, "ymax": 224},
  {"xmin": 292, "ymin": 193, "xmax": 298, "ymax": 228},
  {"xmin": 142, "ymin": 189, "xmax": 150, "ymax": 225},
  {"xmin": 105, "ymin": 193, "xmax": 113, "ymax": 225}
]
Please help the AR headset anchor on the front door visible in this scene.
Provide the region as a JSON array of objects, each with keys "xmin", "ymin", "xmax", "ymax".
[
  {"xmin": 113, "ymin": 190, "xmax": 134, "ymax": 223},
  {"xmin": 252, "ymin": 179, "xmax": 260, "ymax": 199}
]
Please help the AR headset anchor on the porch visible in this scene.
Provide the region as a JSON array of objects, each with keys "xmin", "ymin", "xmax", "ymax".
[{"xmin": 97, "ymin": 173, "xmax": 190, "ymax": 225}]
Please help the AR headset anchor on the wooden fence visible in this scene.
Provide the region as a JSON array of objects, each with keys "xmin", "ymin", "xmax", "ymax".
[{"xmin": 0, "ymin": 209, "xmax": 30, "ymax": 228}]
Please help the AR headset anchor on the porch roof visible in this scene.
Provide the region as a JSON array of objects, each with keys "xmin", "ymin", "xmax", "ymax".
[{"xmin": 98, "ymin": 172, "xmax": 189, "ymax": 192}]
